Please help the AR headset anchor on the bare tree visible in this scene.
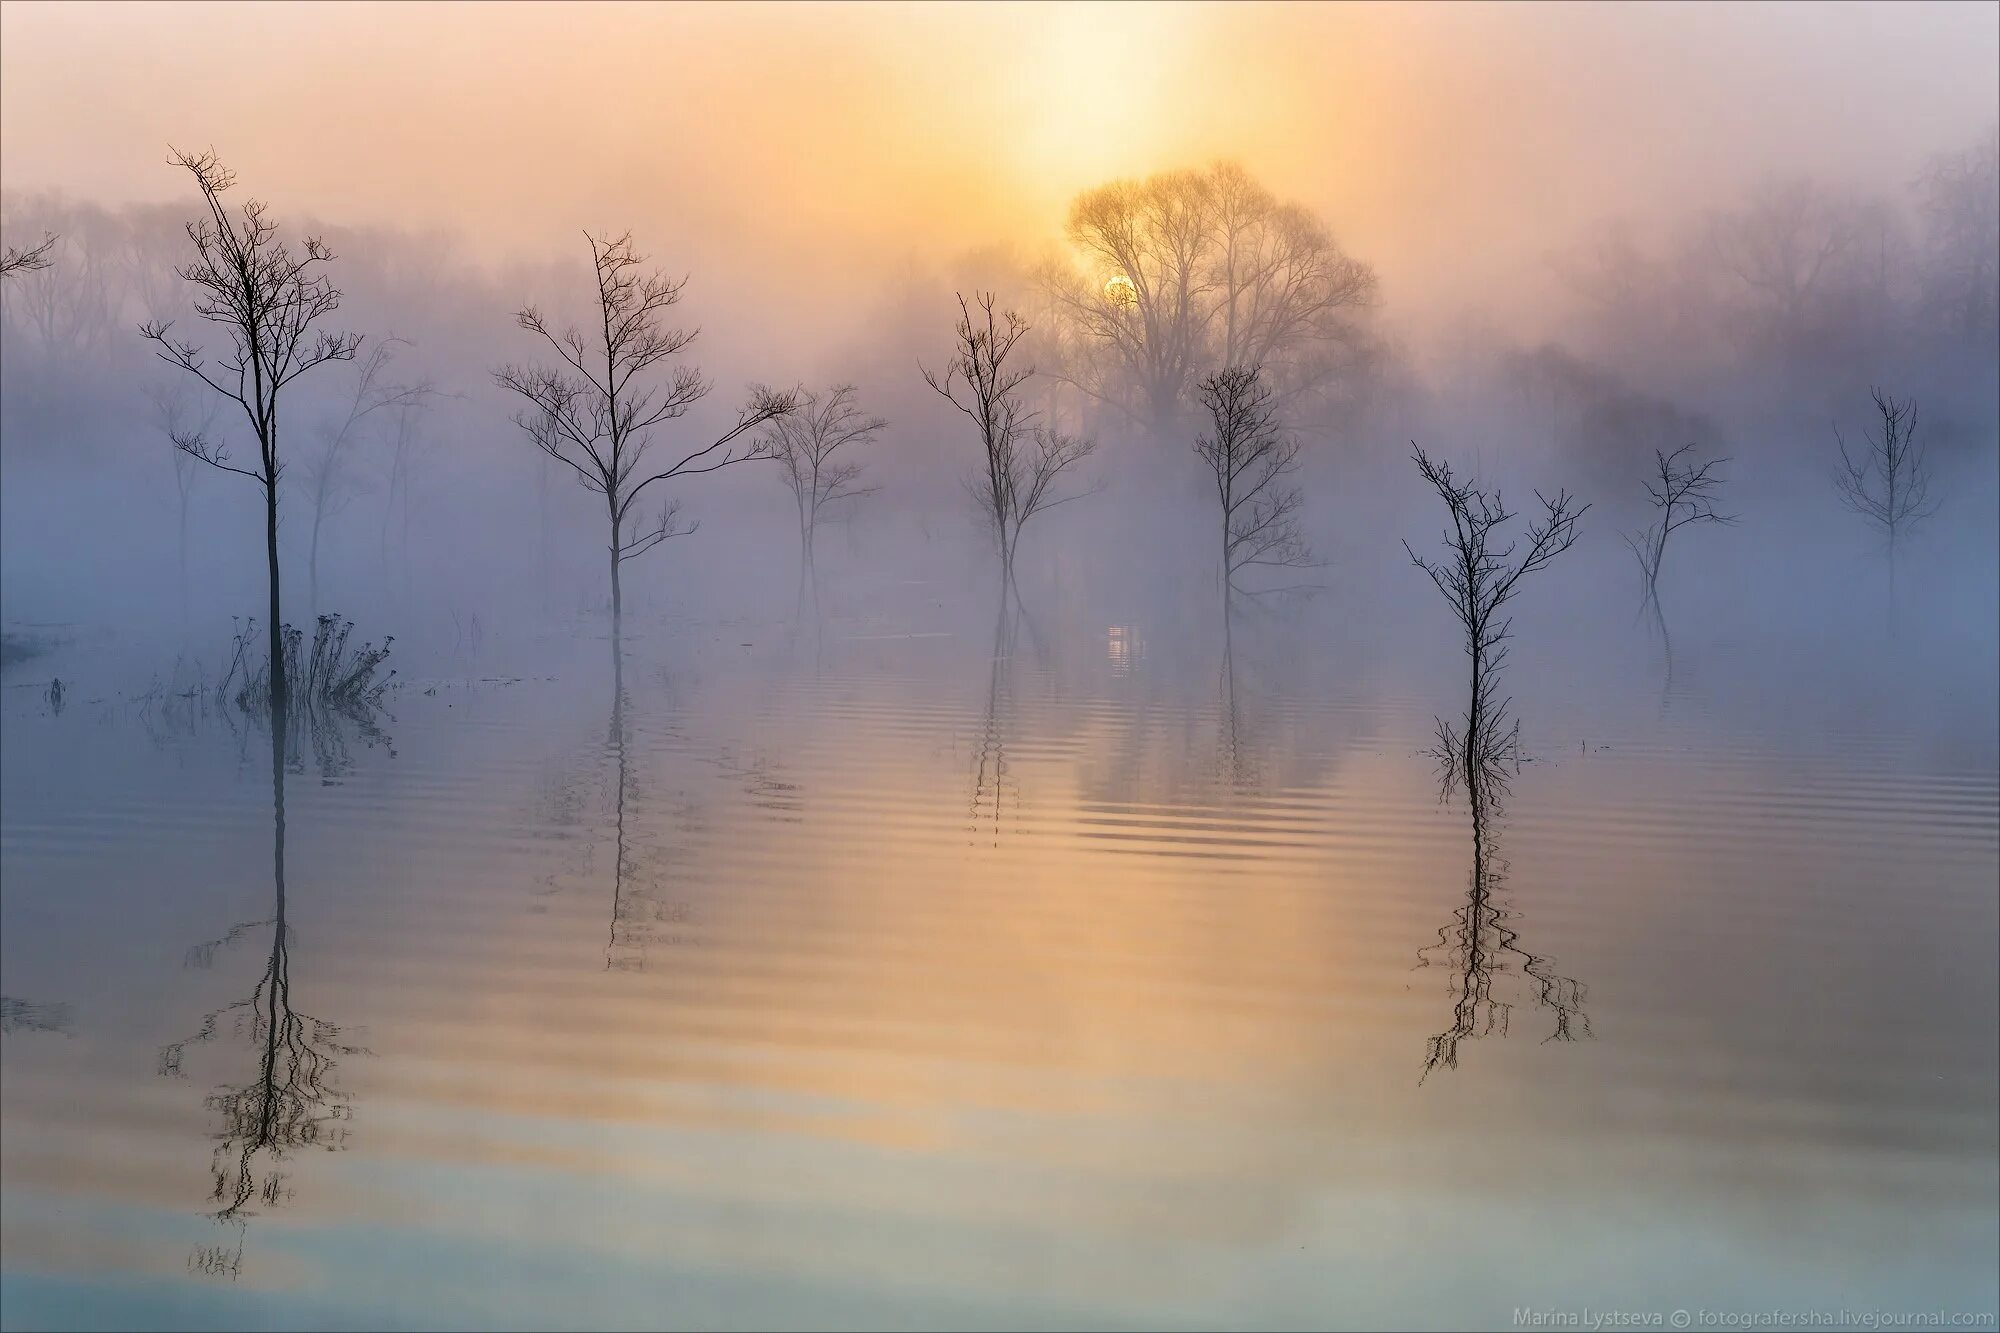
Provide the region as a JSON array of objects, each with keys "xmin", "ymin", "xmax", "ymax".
[
  {"xmin": 146, "ymin": 381, "xmax": 218, "ymax": 622},
  {"xmin": 0, "ymin": 232, "xmax": 57, "ymax": 278},
  {"xmin": 1834, "ymin": 387, "xmax": 1938, "ymax": 593},
  {"xmin": 1405, "ymin": 447, "xmax": 1587, "ymax": 788},
  {"xmin": 1913, "ymin": 124, "xmax": 1999, "ymax": 341},
  {"xmin": 298, "ymin": 339, "xmax": 430, "ymax": 616},
  {"xmin": 1707, "ymin": 176, "xmax": 1885, "ymax": 353},
  {"xmin": 1622, "ymin": 444, "xmax": 1733, "ymax": 604},
  {"xmin": 1046, "ymin": 162, "xmax": 1376, "ymax": 430},
  {"xmin": 1052, "ymin": 169, "xmax": 1213, "ymax": 429},
  {"xmin": 2, "ymin": 210, "xmax": 118, "ymax": 371},
  {"xmin": 762, "ymin": 384, "xmax": 885, "ymax": 603},
  {"xmin": 495, "ymin": 231, "xmax": 796, "ymax": 651},
  {"xmin": 378, "ymin": 395, "xmax": 431, "ymax": 599},
  {"xmin": 923, "ymin": 292, "xmax": 1095, "ymax": 580},
  {"xmin": 139, "ymin": 148, "xmax": 362, "ymax": 715},
  {"xmin": 1194, "ymin": 364, "xmax": 1313, "ymax": 588}
]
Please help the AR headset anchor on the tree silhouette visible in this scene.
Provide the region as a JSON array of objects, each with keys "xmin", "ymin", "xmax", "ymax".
[
  {"xmin": 762, "ymin": 384, "xmax": 885, "ymax": 610},
  {"xmin": 1833, "ymin": 387, "xmax": 1938, "ymax": 596},
  {"xmin": 1194, "ymin": 364, "xmax": 1313, "ymax": 587},
  {"xmin": 495, "ymin": 231, "xmax": 795, "ymax": 651},
  {"xmin": 1622, "ymin": 444, "xmax": 1733, "ymax": 608},
  {"xmin": 1405, "ymin": 446, "xmax": 1586, "ymax": 788},
  {"xmin": 1046, "ymin": 162, "xmax": 1376, "ymax": 429},
  {"xmin": 298, "ymin": 339, "xmax": 431, "ymax": 616},
  {"xmin": 140, "ymin": 148, "xmax": 362, "ymax": 715},
  {"xmin": 0, "ymin": 232, "xmax": 57, "ymax": 278},
  {"xmin": 923, "ymin": 292, "xmax": 1094, "ymax": 582}
]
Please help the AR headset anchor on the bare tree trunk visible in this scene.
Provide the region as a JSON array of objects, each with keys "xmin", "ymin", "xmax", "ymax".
[
  {"xmin": 804, "ymin": 523, "xmax": 818, "ymax": 611},
  {"xmin": 608, "ymin": 510, "xmax": 623, "ymax": 647},
  {"xmin": 178, "ymin": 501, "xmax": 191, "ymax": 628},
  {"xmin": 1888, "ymin": 525, "xmax": 1898, "ymax": 606},
  {"xmin": 401, "ymin": 484, "xmax": 413, "ymax": 605},
  {"xmin": 264, "ymin": 481, "xmax": 287, "ymax": 714},
  {"xmin": 308, "ymin": 506, "xmax": 323, "ymax": 618},
  {"xmin": 796, "ymin": 499, "xmax": 813, "ymax": 616},
  {"xmin": 537, "ymin": 457, "xmax": 552, "ymax": 621},
  {"xmin": 1464, "ymin": 625, "xmax": 1482, "ymax": 794}
]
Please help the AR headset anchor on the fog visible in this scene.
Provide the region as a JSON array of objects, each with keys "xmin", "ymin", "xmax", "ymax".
[
  {"xmin": 2, "ymin": 0, "xmax": 1995, "ymax": 695},
  {"xmin": 4, "ymin": 8, "xmax": 1999, "ymax": 1325}
]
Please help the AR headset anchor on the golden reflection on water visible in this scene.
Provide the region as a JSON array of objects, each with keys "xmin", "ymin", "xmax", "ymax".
[{"xmin": 1, "ymin": 619, "xmax": 1995, "ymax": 1327}]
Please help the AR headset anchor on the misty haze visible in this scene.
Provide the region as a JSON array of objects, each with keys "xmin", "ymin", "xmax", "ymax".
[{"xmin": 1, "ymin": 2, "xmax": 1995, "ymax": 1330}]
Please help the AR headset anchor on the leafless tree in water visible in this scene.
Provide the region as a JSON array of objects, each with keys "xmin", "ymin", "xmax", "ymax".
[
  {"xmin": 299, "ymin": 338, "xmax": 432, "ymax": 616},
  {"xmin": 495, "ymin": 231, "xmax": 796, "ymax": 653},
  {"xmin": 969, "ymin": 592, "xmax": 1024, "ymax": 847},
  {"xmin": 1623, "ymin": 444, "xmax": 1733, "ymax": 606},
  {"xmin": 1405, "ymin": 446, "xmax": 1586, "ymax": 788},
  {"xmin": 1833, "ymin": 387, "xmax": 1939, "ymax": 596},
  {"xmin": 0, "ymin": 231, "xmax": 57, "ymax": 277},
  {"xmin": 140, "ymin": 148, "xmax": 362, "ymax": 715},
  {"xmin": 762, "ymin": 384, "xmax": 885, "ymax": 608},
  {"xmin": 1194, "ymin": 364, "xmax": 1314, "ymax": 588},
  {"xmin": 923, "ymin": 292, "xmax": 1095, "ymax": 582}
]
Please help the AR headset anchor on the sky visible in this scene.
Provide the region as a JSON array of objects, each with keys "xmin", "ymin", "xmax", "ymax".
[{"xmin": 4, "ymin": 0, "xmax": 1996, "ymax": 340}]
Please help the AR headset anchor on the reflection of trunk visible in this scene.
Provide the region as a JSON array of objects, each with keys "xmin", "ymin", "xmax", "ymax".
[
  {"xmin": 971, "ymin": 582, "xmax": 1017, "ymax": 845},
  {"xmin": 255, "ymin": 695, "xmax": 290, "ymax": 1200},
  {"xmin": 1646, "ymin": 596, "xmax": 1678, "ymax": 717},
  {"xmin": 1219, "ymin": 590, "xmax": 1243, "ymax": 784},
  {"xmin": 1419, "ymin": 763, "xmax": 1590, "ymax": 1080},
  {"xmin": 163, "ymin": 690, "xmax": 361, "ymax": 1278},
  {"xmin": 606, "ymin": 641, "xmax": 634, "ymax": 970}
]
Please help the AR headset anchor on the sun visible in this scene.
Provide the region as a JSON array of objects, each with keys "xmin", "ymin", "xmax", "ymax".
[{"xmin": 1103, "ymin": 274, "xmax": 1138, "ymax": 306}]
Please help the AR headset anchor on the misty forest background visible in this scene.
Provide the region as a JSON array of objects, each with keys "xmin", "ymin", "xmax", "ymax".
[{"xmin": 1, "ymin": 128, "xmax": 1995, "ymax": 672}]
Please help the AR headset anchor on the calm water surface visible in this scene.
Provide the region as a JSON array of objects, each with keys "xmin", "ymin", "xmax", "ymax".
[{"xmin": 3, "ymin": 593, "xmax": 1995, "ymax": 1330}]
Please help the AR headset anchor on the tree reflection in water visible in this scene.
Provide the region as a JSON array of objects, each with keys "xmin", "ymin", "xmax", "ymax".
[
  {"xmin": 158, "ymin": 695, "xmax": 372, "ymax": 1278},
  {"xmin": 1417, "ymin": 751, "xmax": 1591, "ymax": 1081}
]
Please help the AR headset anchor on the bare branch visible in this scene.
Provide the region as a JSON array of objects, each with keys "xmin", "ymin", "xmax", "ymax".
[
  {"xmin": 0, "ymin": 232, "xmax": 58, "ymax": 278},
  {"xmin": 496, "ymin": 234, "xmax": 795, "ymax": 612},
  {"xmin": 1832, "ymin": 387, "xmax": 1938, "ymax": 570},
  {"xmin": 171, "ymin": 427, "xmax": 265, "ymax": 485},
  {"xmin": 1194, "ymin": 364, "xmax": 1316, "ymax": 584},
  {"xmin": 1406, "ymin": 444, "xmax": 1587, "ymax": 787},
  {"xmin": 926, "ymin": 292, "xmax": 1091, "ymax": 573}
]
